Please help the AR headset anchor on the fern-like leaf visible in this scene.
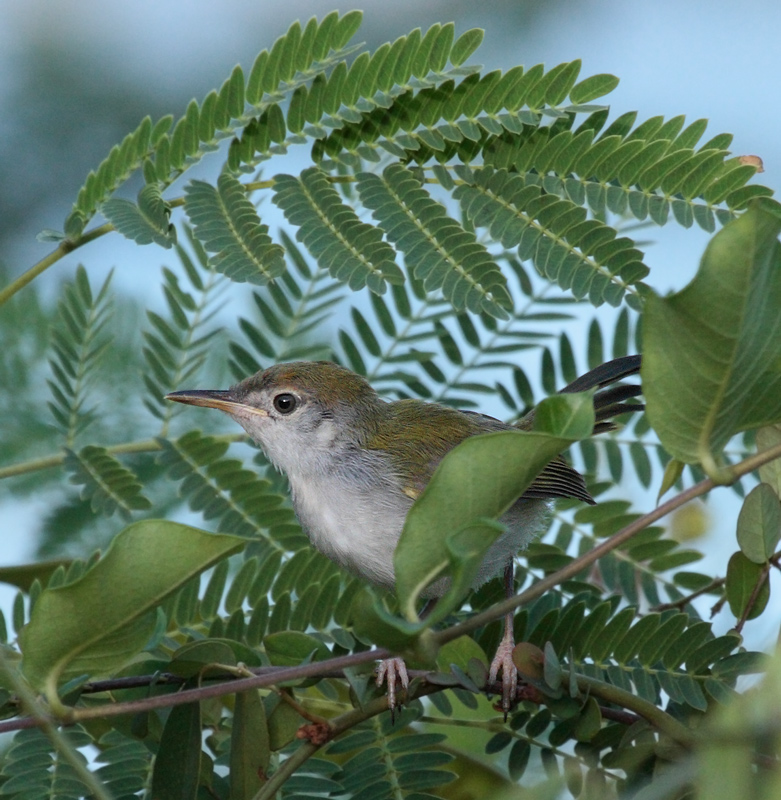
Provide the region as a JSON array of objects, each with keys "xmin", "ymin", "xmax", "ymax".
[
  {"xmin": 0, "ymin": 727, "xmax": 95, "ymax": 800},
  {"xmin": 101, "ymin": 183, "xmax": 177, "ymax": 248},
  {"xmin": 64, "ymin": 446, "xmax": 151, "ymax": 517},
  {"xmin": 228, "ymin": 232, "xmax": 343, "ymax": 376},
  {"xmin": 358, "ymin": 164, "xmax": 512, "ymax": 318},
  {"xmin": 272, "ymin": 167, "xmax": 403, "ymax": 293},
  {"xmin": 454, "ymin": 164, "xmax": 647, "ymax": 307},
  {"xmin": 184, "ymin": 173, "xmax": 285, "ymax": 284},
  {"xmin": 47, "ymin": 266, "xmax": 113, "ymax": 446},
  {"xmin": 157, "ymin": 431, "xmax": 303, "ymax": 554},
  {"xmin": 142, "ymin": 229, "xmax": 226, "ymax": 423}
]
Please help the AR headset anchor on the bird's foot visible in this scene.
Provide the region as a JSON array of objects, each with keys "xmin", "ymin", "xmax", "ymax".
[
  {"xmin": 376, "ymin": 657, "xmax": 409, "ymax": 721},
  {"xmin": 488, "ymin": 634, "xmax": 518, "ymax": 719}
]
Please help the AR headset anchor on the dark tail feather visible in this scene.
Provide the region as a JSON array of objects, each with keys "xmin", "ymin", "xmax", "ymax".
[
  {"xmin": 559, "ymin": 354, "xmax": 641, "ymax": 394},
  {"xmin": 561, "ymin": 355, "xmax": 644, "ymax": 433},
  {"xmin": 521, "ymin": 355, "xmax": 644, "ymax": 504}
]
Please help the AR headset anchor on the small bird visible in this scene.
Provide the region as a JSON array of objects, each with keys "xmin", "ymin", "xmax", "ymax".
[{"xmin": 166, "ymin": 356, "xmax": 642, "ymax": 713}]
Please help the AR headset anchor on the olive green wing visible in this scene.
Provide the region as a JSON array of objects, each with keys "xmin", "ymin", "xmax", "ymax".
[{"xmin": 366, "ymin": 399, "xmax": 593, "ymax": 504}]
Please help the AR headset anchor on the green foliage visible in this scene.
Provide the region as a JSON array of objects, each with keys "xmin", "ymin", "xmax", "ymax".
[
  {"xmin": 643, "ymin": 203, "xmax": 781, "ymax": 470},
  {"xmin": 47, "ymin": 266, "xmax": 113, "ymax": 446},
  {"xmin": 64, "ymin": 445, "xmax": 151, "ymax": 517},
  {"xmin": 184, "ymin": 173, "xmax": 286, "ymax": 284},
  {"xmin": 272, "ymin": 167, "xmax": 404, "ymax": 293},
  {"xmin": 102, "ymin": 184, "xmax": 177, "ymax": 248},
  {"xmin": 1, "ymin": 11, "xmax": 780, "ymax": 800}
]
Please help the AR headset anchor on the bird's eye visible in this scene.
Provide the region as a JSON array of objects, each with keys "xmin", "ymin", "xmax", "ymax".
[{"xmin": 273, "ymin": 393, "xmax": 297, "ymax": 415}]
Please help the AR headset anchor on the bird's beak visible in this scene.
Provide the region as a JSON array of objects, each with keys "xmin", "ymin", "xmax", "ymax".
[{"xmin": 164, "ymin": 389, "xmax": 268, "ymax": 417}]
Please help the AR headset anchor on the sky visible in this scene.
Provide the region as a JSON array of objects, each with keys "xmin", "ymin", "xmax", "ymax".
[{"xmin": 1, "ymin": 0, "xmax": 780, "ymax": 646}]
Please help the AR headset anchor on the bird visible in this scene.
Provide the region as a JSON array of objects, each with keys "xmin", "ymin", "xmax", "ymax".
[{"xmin": 166, "ymin": 355, "xmax": 642, "ymax": 714}]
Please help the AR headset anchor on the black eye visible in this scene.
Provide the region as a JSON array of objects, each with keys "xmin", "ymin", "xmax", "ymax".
[{"xmin": 273, "ymin": 393, "xmax": 297, "ymax": 415}]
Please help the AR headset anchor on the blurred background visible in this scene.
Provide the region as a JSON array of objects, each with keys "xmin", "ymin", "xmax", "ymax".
[{"xmin": 1, "ymin": 0, "xmax": 779, "ymax": 644}]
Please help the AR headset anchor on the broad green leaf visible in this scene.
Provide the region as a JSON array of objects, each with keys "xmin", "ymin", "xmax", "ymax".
[
  {"xmin": 643, "ymin": 203, "xmax": 781, "ymax": 471},
  {"xmin": 736, "ymin": 483, "xmax": 781, "ymax": 564},
  {"xmin": 151, "ymin": 697, "xmax": 202, "ymax": 800},
  {"xmin": 20, "ymin": 521, "xmax": 245, "ymax": 692},
  {"xmin": 349, "ymin": 587, "xmax": 438, "ymax": 660},
  {"xmin": 395, "ymin": 392, "xmax": 594, "ymax": 619},
  {"xmin": 725, "ymin": 551, "xmax": 770, "ymax": 620},
  {"xmin": 265, "ymin": 693, "xmax": 305, "ymax": 751},
  {"xmin": 230, "ymin": 690, "xmax": 270, "ymax": 800}
]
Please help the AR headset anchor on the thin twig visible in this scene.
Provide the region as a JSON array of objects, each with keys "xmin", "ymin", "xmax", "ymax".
[{"xmin": 651, "ymin": 577, "xmax": 726, "ymax": 613}]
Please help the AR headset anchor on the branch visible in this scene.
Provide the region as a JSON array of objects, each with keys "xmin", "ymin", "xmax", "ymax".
[{"xmin": 254, "ymin": 683, "xmax": 441, "ymax": 800}]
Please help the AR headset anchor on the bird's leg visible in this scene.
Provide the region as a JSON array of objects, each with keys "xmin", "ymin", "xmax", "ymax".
[
  {"xmin": 375, "ymin": 657, "xmax": 409, "ymax": 722},
  {"xmin": 375, "ymin": 598, "xmax": 436, "ymax": 720},
  {"xmin": 488, "ymin": 560, "xmax": 518, "ymax": 718}
]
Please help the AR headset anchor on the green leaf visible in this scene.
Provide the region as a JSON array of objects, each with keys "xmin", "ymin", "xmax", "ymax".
[
  {"xmin": 0, "ymin": 561, "xmax": 73, "ymax": 593},
  {"xmin": 436, "ymin": 635, "xmax": 488, "ymax": 673},
  {"xmin": 230, "ymin": 690, "xmax": 270, "ymax": 800},
  {"xmin": 64, "ymin": 446, "xmax": 151, "ymax": 517},
  {"xmin": 102, "ymin": 184, "xmax": 177, "ymax": 248},
  {"xmin": 449, "ymin": 28, "xmax": 484, "ymax": 67},
  {"xmin": 169, "ymin": 639, "xmax": 237, "ymax": 678},
  {"xmin": 358, "ymin": 164, "xmax": 511, "ymax": 317},
  {"xmin": 272, "ymin": 168, "xmax": 403, "ymax": 293},
  {"xmin": 395, "ymin": 393, "xmax": 594, "ymax": 619},
  {"xmin": 20, "ymin": 521, "xmax": 245, "ymax": 692},
  {"xmin": 151, "ymin": 698, "xmax": 202, "ymax": 800},
  {"xmin": 643, "ymin": 203, "xmax": 781, "ymax": 469},
  {"xmin": 725, "ymin": 551, "xmax": 770, "ymax": 620},
  {"xmin": 532, "ymin": 391, "xmax": 598, "ymax": 438},
  {"xmin": 263, "ymin": 631, "xmax": 330, "ymax": 667},
  {"xmin": 184, "ymin": 173, "xmax": 286, "ymax": 284},
  {"xmin": 737, "ymin": 483, "xmax": 781, "ymax": 564}
]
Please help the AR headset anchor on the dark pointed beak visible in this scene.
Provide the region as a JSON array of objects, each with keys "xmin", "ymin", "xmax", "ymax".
[{"xmin": 164, "ymin": 389, "xmax": 267, "ymax": 417}]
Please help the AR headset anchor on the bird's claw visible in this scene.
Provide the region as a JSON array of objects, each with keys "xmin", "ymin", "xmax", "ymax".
[
  {"xmin": 376, "ymin": 657, "xmax": 409, "ymax": 721},
  {"xmin": 488, "ymin": 637, "xmax": 518, "ymax": 719}
]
